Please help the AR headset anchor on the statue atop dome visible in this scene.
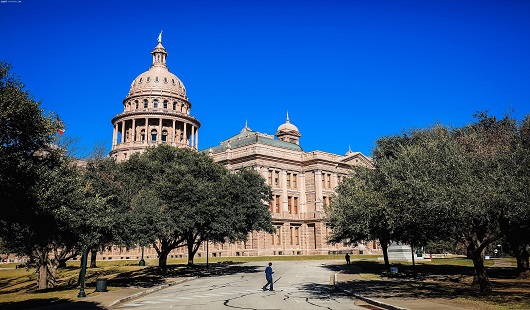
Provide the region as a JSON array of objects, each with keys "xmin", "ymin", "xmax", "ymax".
[{"xmin": 157, "ymin": 30, "xmax": 163, "ymax": 43}]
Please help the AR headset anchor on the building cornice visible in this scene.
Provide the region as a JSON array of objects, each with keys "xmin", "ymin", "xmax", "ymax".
[{"xmin": 111, "ymin": 110, "xmax": 201, "ymax": 127}]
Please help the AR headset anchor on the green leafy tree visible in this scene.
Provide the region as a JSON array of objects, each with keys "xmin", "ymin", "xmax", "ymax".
[
  {"xmin": 377, "ymin": 127, "xmax": 465, "ymax": 274},
  {"xmin": 378, "ymin": 114, "xmax": 529, "ymax": 293},
  {"xmin": 81, "ymin": 151, "xmax": 127, "ymax": 268},
  {"xmin": 121, "ymin": 145, "xmax": 274, "ymax": 273},
  {"xmin": 327, "ymin": 166, "xmax": 393, "ymax": 269},
  {"xmin": 0, "ymin": 61, "xmax": 62, "ymax": 238}
]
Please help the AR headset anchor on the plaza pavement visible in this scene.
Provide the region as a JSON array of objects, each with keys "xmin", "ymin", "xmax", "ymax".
[{"xmin": 30, "ymin": 260, "xmax": 514, "ymax": 310}]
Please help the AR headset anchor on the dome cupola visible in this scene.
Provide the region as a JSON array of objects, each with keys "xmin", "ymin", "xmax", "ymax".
[
  {"xmin": 126, "ymin": 32, "xmax": 187, "ymax": 100},
  {"xmin": 276, "ymin": 112, "xmax": 301, "ymax": 145}
]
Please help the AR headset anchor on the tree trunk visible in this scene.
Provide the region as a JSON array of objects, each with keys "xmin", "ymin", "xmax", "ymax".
[
  {"xmin": 90, "ymin": 249, "xmax": 98, "ymax": 268},
  {"xmin": 410, "ymin": 245, "xmax": 416, "ymax": 278},
  {"xmin": 35, "ymin": 248, "xmax": 53, "ymax": 290},
  {"xmin": 466, "ymin": 243, "xmax": 473, "ymax": 259},
  {"xmin": 187, "ymin": 241, "xmax": 195, "ymax": 266},
  {"xmin": 158, "ymin": 250, "xmax": 169, "ymax": 276},
  {"xmin": 471, "ymin": 247, "xmax": 492, "ymax": 294},
  {"xmin": 38, "ymin": 263, "xmax": 48, "ymax": 290},
  {"xmin": 380, "ymin": 238, "xmax": 390, "ymax": 270}
]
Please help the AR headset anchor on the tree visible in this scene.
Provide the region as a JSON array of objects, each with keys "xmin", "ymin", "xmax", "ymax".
[
  {"xmin": 377, "ymin": 114, "xmax": 530, "ymax": 293},
  {"xmin": 377, "ymin": 126, "xmax": 465, "ymax": 274},
  {"xmin": 327, "ymin": 166, "xmax": 393, "ymax": 270},
  {"xmin": 0, "ymin": 62, "xmax": 76, "ymax": 289},
  {"xmin": 329, "ymin": 112, "xmax": 529, "ymax": 294},
  {"xmin": 121, "ymin": 145, "xmax": 274, "ymax": 273},
  {"xmin": 81, "ymin": 151, "xmax": 127, "ymax": 268},
  {"xmin": 0, "ymin": 61, "xmax": 62, "ymax": 239}
]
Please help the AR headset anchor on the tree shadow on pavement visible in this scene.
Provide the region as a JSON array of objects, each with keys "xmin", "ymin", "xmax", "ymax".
[
  {"xmin": 319, "ymin": 260, "xmax": 530, "ymax": 307},
  {"xmin": 167, "ymin": 261, "xmax": 261, "ymax": 278},
  {"xmin": 297, "ymin": 282, "xmax": 351, "ymax": 300},
  {"xmin": 106, "ymin": 262, "xmax": 260, "ymax": 289},
  {"xmin": 0, "ymin": 298, "xmax": 106, "ymax": 310}
]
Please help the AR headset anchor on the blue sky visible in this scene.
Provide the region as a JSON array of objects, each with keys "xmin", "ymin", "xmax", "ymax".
[{"xmin": 2, "ymin": 0, "xmax": 529, "ymax": 157}]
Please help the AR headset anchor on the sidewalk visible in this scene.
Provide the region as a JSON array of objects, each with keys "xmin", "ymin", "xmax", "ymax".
[{"xmin": 31, "ymin": 277, "xmax": 195, "ymax": 310}]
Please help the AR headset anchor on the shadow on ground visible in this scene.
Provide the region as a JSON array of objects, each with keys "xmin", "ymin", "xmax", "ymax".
[
  {"xmin": 108, "ymin": 261, "xmax": 261, "ymax": 288},
  {"xmin": 319, "ymin": 260, "xmax": 530, "ymax": 307},
  {"xmin": 0, "ymin": 298, "xmax": 106, "ymax": 310}
]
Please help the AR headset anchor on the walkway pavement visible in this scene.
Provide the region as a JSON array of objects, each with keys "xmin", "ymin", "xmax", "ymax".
[
  {"xmin": 31, "ymin": 259, "xmax": 515, "ymax": 310},
  {"xmin": 31, "ymin": 278, "xmax": 194, "ymax": 310}
]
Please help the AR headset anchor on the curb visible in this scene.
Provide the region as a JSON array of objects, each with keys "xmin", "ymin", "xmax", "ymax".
[
  {"xmin": 108, "ymin": 277, "xmax": 197, "ymax": 308},
  {"xmin": 332, "ymin": 272, "xmax": 407, "ymax": 310}
]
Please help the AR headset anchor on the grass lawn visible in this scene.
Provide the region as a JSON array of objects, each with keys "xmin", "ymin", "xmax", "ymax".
[{"xmin": 0, "ymin": 255, "xmax": 528, "ymax": 309}]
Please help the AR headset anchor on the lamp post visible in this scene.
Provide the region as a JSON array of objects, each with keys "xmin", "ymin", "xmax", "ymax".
[
  {"xmin": 139, "ymin": 247, "xmax": 145, "ymax": 266},
  {"xmin": 78, "ymin": 248, "xmax": 88, "ymax": 298}
]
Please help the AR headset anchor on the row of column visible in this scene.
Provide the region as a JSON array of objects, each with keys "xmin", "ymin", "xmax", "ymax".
[{"xmin": 112, "ymin": 117, "xmax": 198, "ymax": 149}]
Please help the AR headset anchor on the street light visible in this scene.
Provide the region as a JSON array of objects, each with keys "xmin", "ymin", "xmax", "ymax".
[
  {"xmin": 78, "ymin": 248, "xmax": 88, "ymax": 298},
  {"xmin": 139, "ymin": 247, "xmax": 145, "ymax": 266}
]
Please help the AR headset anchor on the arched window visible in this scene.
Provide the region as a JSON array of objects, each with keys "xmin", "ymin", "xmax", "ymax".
[
  {"xmin": 153, "ymin": 100, "xmax": 158, "ymax": 108},
  {"xmin": 143, "ymin": 100, "xmax": 148, "ymax": 108},
  {"xmin": 140, "ymin": 129, "xmax": 145, "ymax": 141},
  {"xmin": 162, "ymin": 130, "xmax": 168, "ymax": 142},
  {"xmin": 172, "ymin": 102, "xmax": 177, "ymax": 110},
  {"xmin": 181, "ymin": 103, "xmax": 184, "ymax": 113},
  {"xmin": 155, "ymin": 76, "xmax": 159, "ymax": 83},
  {"xmin": 164, "ymin": 77, "xmax": 168, "ymax": 83},
  {"xmin": 135, "ymin": 101, "xmax": 139, "ymax": 109},
  {"xmin": 151, "ymin": 129, "xmax": 157, "ymax": 141},
  {"xmin": 163, "ymin": 100, "xmax": 168, "ymax": 109}
]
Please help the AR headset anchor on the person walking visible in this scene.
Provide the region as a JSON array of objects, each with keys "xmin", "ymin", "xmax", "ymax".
[
  {"xmin": 345, "ymin": 253, "xmax": 351, "ymax": 265},
  {"xmin": 262, "ymin": 262, "xmax": 274, "ymax": 291}
]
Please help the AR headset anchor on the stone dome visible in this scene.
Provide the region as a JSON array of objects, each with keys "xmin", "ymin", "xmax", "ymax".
[
  {"xmin": 128, "ymin": 66, "xmax": 187, "ymax": 98},
  {"xmin": 126, "ymin": 42, "xmax": 187, "ymax": 100},
  {"xmin": 277, "ymin": 112, "xmax": 299, "ymax": 133}
]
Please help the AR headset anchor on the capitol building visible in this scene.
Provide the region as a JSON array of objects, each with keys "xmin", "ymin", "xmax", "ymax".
[{"xmin": 102, "ymin": 36, "xmax": 378, "ymax": 260}]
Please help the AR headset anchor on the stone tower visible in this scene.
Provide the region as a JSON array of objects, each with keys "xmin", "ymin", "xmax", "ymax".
[{"xmin": 110, "ymin": 34, "xmax": 201, "ymax": 161}]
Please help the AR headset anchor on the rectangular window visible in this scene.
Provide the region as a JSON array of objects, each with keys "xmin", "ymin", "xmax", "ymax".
[
  {"xmin": 268, "ymin": 171, "xmax": 273, "ymax": 185},
  {"xmin": 295, "ymin": 227, "xmax": 300, "ymax": 245},
  {"xmin": 275, "ymin": 195, "xmax": 281, "ymax": 213},
  {"xmin": 287, "ymin": 173, "xmax": 291, "ymax": 189},
  {"xmin": 275, "ymin": 226, "xmax": 282, "ymax": 245},
  {"xmin": 327, "ymin": 174, "xmax": 331, "ymax": 188},
  {"xmin": 322, "ymin": 173, "xmax": 326, "ymax": 188},
  {"xmin": 293, "ymin": 174, "xmax": 297, "ymax": 189},
  {"xmin": 293, "ymin": 197, "xmax": 298, "ymax": 214},
  {"xmin": 274, "ymin": 171, "xmax": 280, "ymax": 187},
  {"xmin": 287, "ymin": 196, "xmax": 292, "ymax": 214},
  {"xmin": 269, "ymin": 200, "xmax": 274, "ymax": 213}
]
